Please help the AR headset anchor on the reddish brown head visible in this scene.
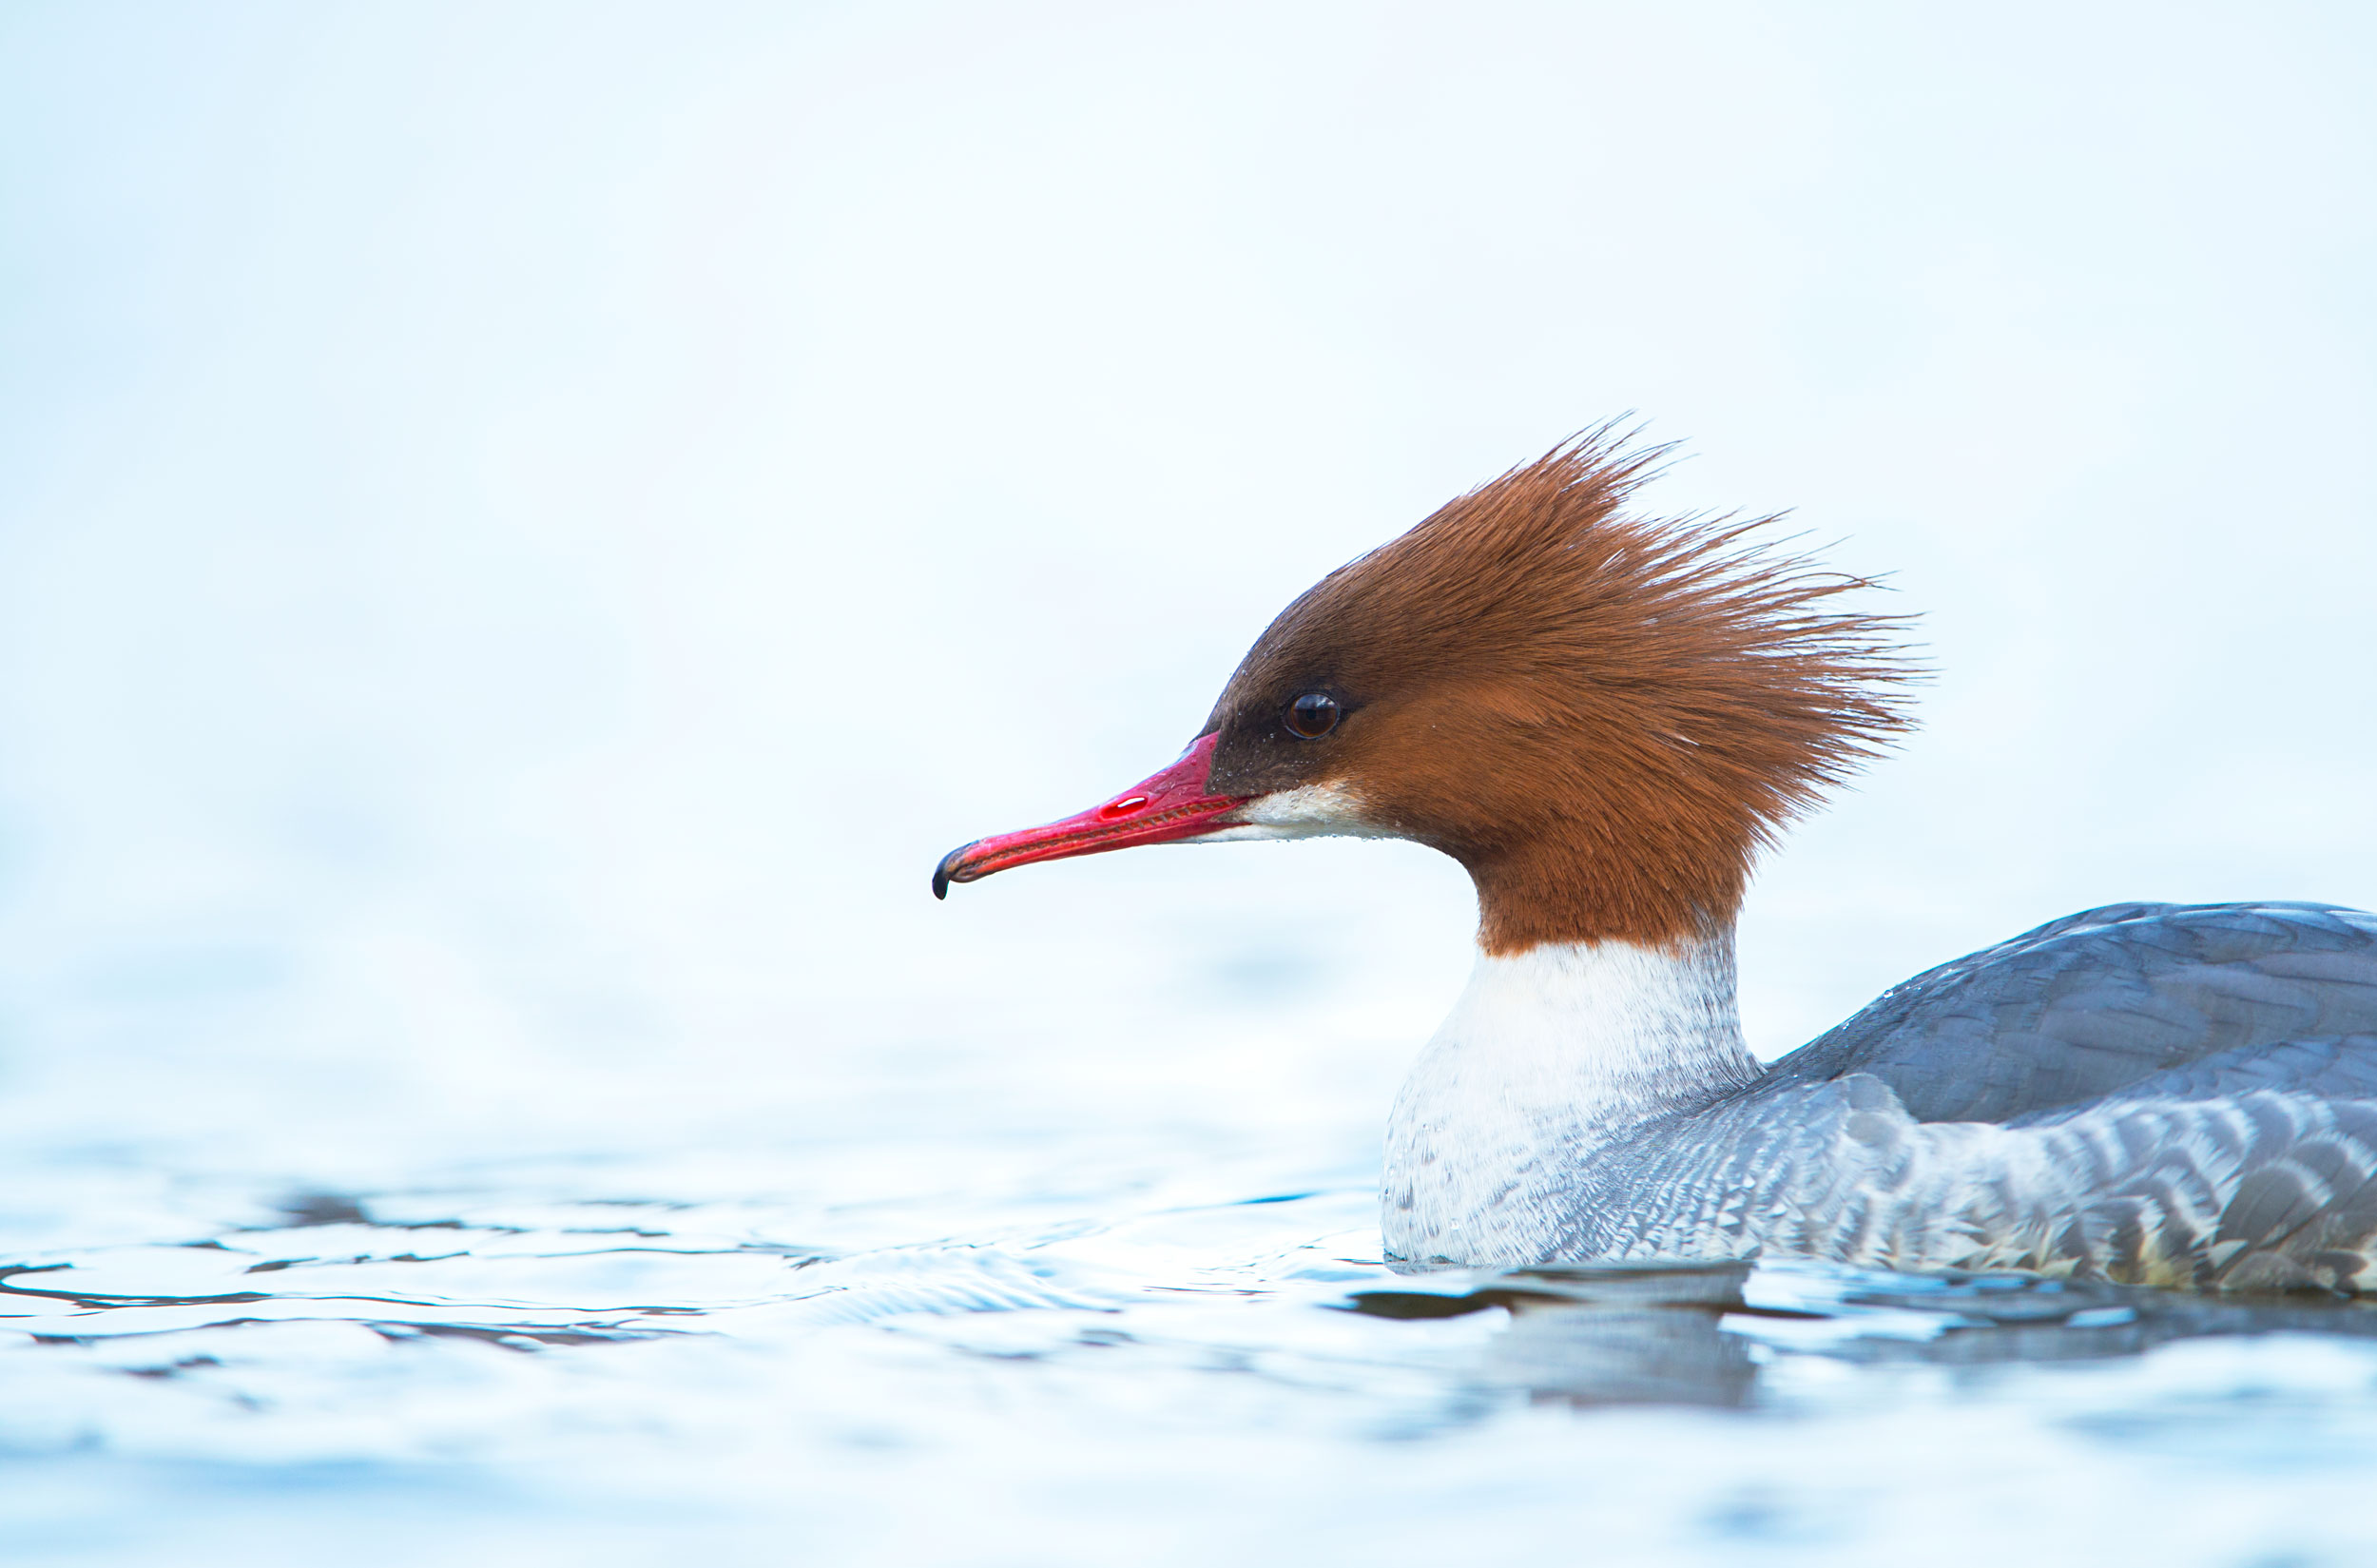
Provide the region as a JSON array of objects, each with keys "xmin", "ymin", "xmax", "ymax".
[{"xmin": 935, "ymin": 431, "xmax": 1917, "ymax": 953}]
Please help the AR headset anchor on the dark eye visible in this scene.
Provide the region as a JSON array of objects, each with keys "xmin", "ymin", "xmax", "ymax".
[{"xmin": 1283, "ymin": 692, "xmax": 1340, "ymax": 739}]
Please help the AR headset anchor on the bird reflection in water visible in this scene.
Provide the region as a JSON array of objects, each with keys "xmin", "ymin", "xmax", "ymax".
[{"xmin": 1346, "ymin": 1260, "xmax": 2377, "ymax": 1411}]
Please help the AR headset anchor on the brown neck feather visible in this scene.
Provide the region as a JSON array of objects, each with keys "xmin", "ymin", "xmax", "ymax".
[{"xmin": 1459, "ymin": 803, "xmax": 1753, "ymax": 956}]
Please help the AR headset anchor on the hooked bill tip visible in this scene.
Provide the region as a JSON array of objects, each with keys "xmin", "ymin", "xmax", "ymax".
[{"xmin": 931, "ymin": 845, "xmax": 969, "ymax": 900}]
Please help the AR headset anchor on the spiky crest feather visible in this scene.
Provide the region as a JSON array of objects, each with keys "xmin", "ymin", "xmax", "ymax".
[{"xmin": 1208, "ymin": 426, "xmax": 1919, "ymax": 950}]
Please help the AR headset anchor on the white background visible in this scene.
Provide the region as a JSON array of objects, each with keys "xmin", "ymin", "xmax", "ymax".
[{"xmin": 2, "ymin": 1, "xmax": 2371, "ymax": 1162}]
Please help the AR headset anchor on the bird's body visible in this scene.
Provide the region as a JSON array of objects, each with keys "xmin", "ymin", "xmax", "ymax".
[
  {"xmin": 1386, "ymin": 903, "xmax": 2377, "ymax": 1289},
  {"xmin": 937, "ymin": 435, "xmax": 2377, "ymax": 1292}
]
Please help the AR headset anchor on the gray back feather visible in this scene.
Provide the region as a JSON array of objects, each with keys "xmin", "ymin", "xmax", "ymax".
[{"xmin": 1758, "ymin": 902, "xmax": 2377, "ymax": 1124}]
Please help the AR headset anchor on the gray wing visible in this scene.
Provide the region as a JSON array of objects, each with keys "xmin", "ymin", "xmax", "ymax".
[
  {"xmin": 1758, "ymin": 902, "xmax": 2377, "ymax": 1125},
  {"xmin": 1575, "ymin": 1073, "xmax": 2377, "ymax": 1292}
]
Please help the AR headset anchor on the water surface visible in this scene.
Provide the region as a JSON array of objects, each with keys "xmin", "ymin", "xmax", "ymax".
[{"xmin": 9, "ymin": 1082, "xmax": 2377, "ymax": 1567}]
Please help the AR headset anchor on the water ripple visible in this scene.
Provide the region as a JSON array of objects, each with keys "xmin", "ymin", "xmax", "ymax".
[{"xmin": 9, "ymin": 1159, "xmax": 2377, "ymax": 1567}]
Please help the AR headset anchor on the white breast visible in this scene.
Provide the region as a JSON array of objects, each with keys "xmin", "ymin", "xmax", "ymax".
[{"xmin": 1381, "ymin": 934, "xmax": 1759, "ymax": 1266}]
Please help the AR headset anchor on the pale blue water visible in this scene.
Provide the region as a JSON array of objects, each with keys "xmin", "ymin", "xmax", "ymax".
[{"xmin": 9, "ymin": 1030, "xmax": 2377, "ymax": 1568}]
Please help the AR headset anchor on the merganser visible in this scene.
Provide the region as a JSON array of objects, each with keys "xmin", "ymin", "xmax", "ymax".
[{"xmin": 934, "ymin": 435, "xmax": 2377, "ymax": 1292}]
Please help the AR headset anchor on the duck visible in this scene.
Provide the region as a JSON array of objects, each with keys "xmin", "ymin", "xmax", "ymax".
[{"xmin": 933, "ymin": 433, "xmax": 2377, "ymax": 1292}]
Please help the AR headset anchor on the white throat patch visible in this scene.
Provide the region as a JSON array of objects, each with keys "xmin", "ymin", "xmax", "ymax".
[{"xmin": 1197, "ymin": 781, "xmax": 1399, "ymax": 843}]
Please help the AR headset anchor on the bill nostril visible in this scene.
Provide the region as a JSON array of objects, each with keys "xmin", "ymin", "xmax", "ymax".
[{"xmin": 1099, "ymin": 795, "xmax": 1151, "ymax": 820}]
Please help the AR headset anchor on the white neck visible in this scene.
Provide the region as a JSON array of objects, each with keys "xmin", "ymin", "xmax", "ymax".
[{"xmin": 1381, "ymin": 929, "xmax": 1757, "ymax": 1267}]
